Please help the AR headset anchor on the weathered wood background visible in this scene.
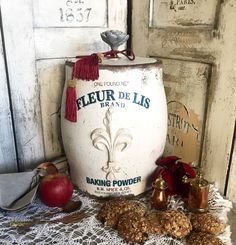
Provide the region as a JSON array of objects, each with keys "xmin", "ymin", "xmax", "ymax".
[
  {"xmin": 132, "ymin": 0, "xmax": 236, "ymax": 202},
  {"xmin": 0, "ymin": 0, "xmax": 127, "ymax": 171},
  {"xmin": 0, "ymin": 0, "xmax": 235, "ymax": 203}
]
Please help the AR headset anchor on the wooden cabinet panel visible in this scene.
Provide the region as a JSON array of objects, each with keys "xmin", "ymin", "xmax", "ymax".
[
  {"xmin": 33, "ymin": 0, "xmax": 108, "ymax": 28},
  {"xmin": 0, "ymin": 0, "xmax": 127, "ymax": 170},
  {"xmin": 1, "ymin": 0, "xmax": 45, "ymax": 170},
  {"xmin": 132, "ymin": 0, "xmax": 236, "ymax": 197},
  {"xmin": 0, "ymin": 27, "xmax": 17, "ymax": 173},
  {"xmin": 37, "ymin": 59, "xmax": 66, "ymax": 159},
  {"xmin": 163, "ymin": 58, "xmax": 210, "ymax": 163},
  {"xmin": 150, "ymin": 0, "xmax": 220, "ymax": 28}
]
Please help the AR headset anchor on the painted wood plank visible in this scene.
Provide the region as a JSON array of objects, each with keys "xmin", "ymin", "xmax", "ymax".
[
  {"xmin": 202, "ymin": 0, "xmax": 236, "ymax": 193},
  {"xmin": 133, "ymin": 0, "xmax": 216, "ymax": 63},
  {"xmin": 107, "ymin": 0, "xmax": 127, "ymax": 30},
  {"xmin": 36, "ymin": 59, "xmax": 66, "ymax": 160},
  {"xmin": 148, "ymin": 28, "xmax": 215, "ymax": 63},
  {"xmin": 150, "ymin": 0, "xmax": 219, "ymax": 28},
  {"xmin": 34, "ymin": 0, "xmax": 127, "ymax": 59},
  {"xmin": 1, "ymin": 0, "xmax": 45, "ymax": 170},
  {"xmin": 162, "ymin": 58, "xmax": 209, "ymax": 163},
  {"xmin": 0, "ymin": 26, "xmax": 17, "ymax": 173},
  {"xmin": 131, "ymin": 0, "xmax": 149, "ymax": 57},
  {"xmin": 34, "ymin": 28, "xmax": 109, "ymax": 59},
  {"xmin": 33, "ymin": 0, "xmax": 108, "ymax": 28}
]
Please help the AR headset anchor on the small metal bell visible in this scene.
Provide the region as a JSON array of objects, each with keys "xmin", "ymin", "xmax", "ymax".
[
  {"xmin": 151, "ymin": 176, "xmax": 167, "ymax": 210},
  {"xmin": 183, "ymin": 170, "xmax": 209, "ymax": 213}
]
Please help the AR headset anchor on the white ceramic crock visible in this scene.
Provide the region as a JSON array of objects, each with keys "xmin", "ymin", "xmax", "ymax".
[{"xmin": 61, "ymin": 57, "xmax": 167, "ymax": 197}]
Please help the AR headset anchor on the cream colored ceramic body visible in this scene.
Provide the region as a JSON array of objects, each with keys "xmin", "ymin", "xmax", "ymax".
[{"xmin": 61, "ymin": 57, "xmax": 167, "ymax": 197}]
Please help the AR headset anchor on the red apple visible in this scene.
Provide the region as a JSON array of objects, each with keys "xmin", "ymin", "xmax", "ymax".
[{"xmin": 39, "ymin": 173, "xmax": 73, "ymax": 207}]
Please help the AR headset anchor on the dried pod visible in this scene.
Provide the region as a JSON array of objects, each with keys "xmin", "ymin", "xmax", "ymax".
[
  {"xmin": 145, "ymin": 211, "xmax": 164, "ymax": 235},
  {"xmin": 117, "ymin": 211, "xmax": 149, "ymax": 244},
  {"xmin": 191, "ymin": 213, "xmax": 225, "ymax": 235},
  {"xmin": 161, "ymin": 210, "xmax": 192, "ymax": 238},
  {"xmin": 97, "ymin": 198, "xmax": 145, "ymax": 228},
  {"xmin": 186, "ymin": 231, "xmax": 224, "ymax": 245}
]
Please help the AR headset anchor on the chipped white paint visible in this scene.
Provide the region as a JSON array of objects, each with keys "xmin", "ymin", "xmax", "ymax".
[
  {"xmin": 132, "ymin": 0, "xmax": 236, "ymax": 203},
  {"xmin": 0, "ymin": 26, "xmax": 17, "ymax": 173},
  {"xmin": 1, "ymin": 0, "xmax": 45, "ymax": 170},
  {"xmin": 33, "ymin": 0, "xmax": 108, "ymax": 27},
  {"xmin": 34, "ymin": 29, "xmax": 110, "ymax": 59},
  {"xmin": 61, "ymin": 58, "xmax": 167, "ymax": 196},
  {"xmin": 36, "ymin": 59, "xmax": 66, "ymax": 159},
  {"xmin": 0, "ymin": 0, "xmax": 127, "ymax": 172}
]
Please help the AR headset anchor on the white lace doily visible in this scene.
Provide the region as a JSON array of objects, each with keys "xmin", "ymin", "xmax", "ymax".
[{"xmin": 0, "ymin": 185, "xmax": 232, "ymax": 245}]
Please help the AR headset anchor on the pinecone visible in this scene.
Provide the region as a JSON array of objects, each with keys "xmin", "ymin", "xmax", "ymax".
[
  {"xmin": 191, "ymin": 213, "xmax": 225, "ymax": 235},
  {"xmin": 161, "ymin": 210, "xmax": 192, "ymax": 238},
  {"xmin": 117, "ymin": 210, "xmax": 149, "ymax": 244},
  {"xmin": 97, "ymin": 198, "xmax": 146, "ymax": 228},
  {"xmin": 186, "ymin": 231, "xmax": 224, "ymax": 245}
]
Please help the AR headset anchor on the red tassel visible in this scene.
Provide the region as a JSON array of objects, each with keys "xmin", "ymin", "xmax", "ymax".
[
  {"xmin": 64, "ymin": 54, "xmax": 101, "ymax": 122},
  {"xmin": 65, "ymin": 80, "xmax": 77, "ymax": 122},
  {"xmin": 73, "ymin": 53, "xmax": 100, "ymax": 81}
]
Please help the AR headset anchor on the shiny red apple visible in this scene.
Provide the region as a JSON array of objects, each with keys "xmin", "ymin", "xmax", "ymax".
[{"xmin": 39, "ymin": 173, "xmax": 73, "ymax": 207}]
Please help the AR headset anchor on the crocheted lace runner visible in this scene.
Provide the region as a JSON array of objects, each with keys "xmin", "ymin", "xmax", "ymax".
[{"xmin": 0, "ymin": 185, "xmax": 232, "ymax": 245}]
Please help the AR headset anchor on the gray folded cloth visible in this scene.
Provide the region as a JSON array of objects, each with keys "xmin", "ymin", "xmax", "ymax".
[
  {"xmin": 0, "ymin": 157, "xmax": 68, "ymax": 211},
  {"xmin": 0, "ymin": 170, "xmax": 40, "ymax": 211}
]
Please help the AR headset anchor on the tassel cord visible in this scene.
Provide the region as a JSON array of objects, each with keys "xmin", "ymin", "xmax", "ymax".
[{"xmin": 76, "ymin": 48, "xmax": 135, "ymax": 62}]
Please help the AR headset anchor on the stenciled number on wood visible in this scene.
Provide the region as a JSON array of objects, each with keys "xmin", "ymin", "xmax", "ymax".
[{"xmin": 59, "ymin": 0, "xmax": 92, "ymax": 23}]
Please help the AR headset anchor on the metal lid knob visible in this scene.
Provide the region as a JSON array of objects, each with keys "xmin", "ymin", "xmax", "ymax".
[{"xmin": 100, "ymin": 30, "xmax": 129, "ymax": 50}]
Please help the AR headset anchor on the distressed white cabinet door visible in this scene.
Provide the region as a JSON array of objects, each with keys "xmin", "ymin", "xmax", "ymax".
[
  {"xmin": 0, "ymin": 26, "xmax": 17, "ymax": 173},
  {"xmin": 0, "ymin": 0, "xmax": 127, "ymax": 169},
  {"xmin": 132, "ymin": 0, "xmax": 236, "ymax": 198},
  {"xmin": 1, "ymin": 0, "xmax": 45, "ymax": 170}
]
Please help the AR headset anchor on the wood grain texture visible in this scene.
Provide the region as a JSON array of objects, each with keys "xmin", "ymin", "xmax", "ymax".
[
  {"xmin": 0, "ymin": 26, "xmax": 17, "ymax": 173},
  {"xmin": 132, "ymin": 0, "xmax": 236, "ymax": 198},
  {"xmin": 163, "ymin": 58, "xmax": 209, "ymax": 163},
  {"xmin": 132, "ymin": 0, "xmax": 149, "ymax": 57},
  {"xmin": 37, "ymin": 59, "xmax": 65, "ymax": 159},
  {"xmin": 202, "ymin": 0, "xmax": 236, "ymax": 194},
  {"xmin": 1, "ymin": 0, "xmax": 45, "ymax": 170}
]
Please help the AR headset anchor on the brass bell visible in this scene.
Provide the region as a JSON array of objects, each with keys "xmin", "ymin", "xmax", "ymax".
[{"xmin": 151, "ymin": 176, "xmax": 168, "ymax": 210}]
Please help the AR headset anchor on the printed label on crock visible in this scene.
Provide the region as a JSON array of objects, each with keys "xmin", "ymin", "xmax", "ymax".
[
  {"xmin": 76, "ymin": 90, "xmax": 151, "ymax": 110},
  {"xmin": 86, "ymin": 176, "xmax": 141, "ymax": 195}
]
